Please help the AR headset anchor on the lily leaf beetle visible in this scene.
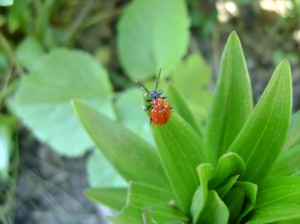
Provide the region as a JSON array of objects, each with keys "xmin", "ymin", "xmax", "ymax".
[{"xmin": 136, "ymin": 68, "xmax": 172, "ymax": 125}]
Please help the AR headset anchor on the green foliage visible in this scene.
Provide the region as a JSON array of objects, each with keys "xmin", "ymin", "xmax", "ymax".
[
  {"xmin": 0, "ymin": 0, "xmax": 13, "ymax": 6},
  {"xmin": 11, "ymin": 48, "xmax": 114, "ymax": 156},
  {"xmin": 170, "ymin": 52, "xmax": 212, "ymax": 127},
  {"xmin": 87, "ymin": 150, "xmax": 127, "ymax": 188},
  {"xmin": 205, "ymin": 32, "xmax": 253, "ymax": 164},
  {"xmin": 74, "ymin": 32, "xmax": 300, "ymax": 224},
  {"xmin": 117, "ymin": 0, "xmax": 189, "ymax": 80}
]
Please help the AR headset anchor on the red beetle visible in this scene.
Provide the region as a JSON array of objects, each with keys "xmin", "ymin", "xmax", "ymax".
[{"xmin": 137, "ymin": 69, "xmax": 172, "ymax": 125}]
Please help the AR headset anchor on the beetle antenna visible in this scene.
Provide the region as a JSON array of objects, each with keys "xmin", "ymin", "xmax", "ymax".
[
  {"xmin": 155, "ymin": 68, "xmax": 162, "ymax": 92},
  {"xmin": 135, "ymin": 80, "xmax": 150, "ymax": 93}
]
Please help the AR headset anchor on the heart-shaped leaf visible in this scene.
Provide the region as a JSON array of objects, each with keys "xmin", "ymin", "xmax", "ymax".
[
  {"xmin": 12, "ymin": 48, "xmax": 114, "ymax": 156},
  {"xmin": 117, "ymin": 0, "xmax": 189, "ymax": 80}
]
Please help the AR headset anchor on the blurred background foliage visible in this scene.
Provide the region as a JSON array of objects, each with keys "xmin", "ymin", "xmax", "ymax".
[{"xmin": 0, "ymin": 0, "xmax": 299, "ymax": 223}]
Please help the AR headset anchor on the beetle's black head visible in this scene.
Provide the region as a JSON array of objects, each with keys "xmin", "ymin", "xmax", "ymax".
[{"xmin": 150, "ymin": 89, "xmax": 163, "ymax": 100}]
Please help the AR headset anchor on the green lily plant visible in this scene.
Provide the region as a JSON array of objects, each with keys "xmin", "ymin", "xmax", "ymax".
[{"xmin": 72, "ymin": 32, "xmax": 300, "ymax": 223}]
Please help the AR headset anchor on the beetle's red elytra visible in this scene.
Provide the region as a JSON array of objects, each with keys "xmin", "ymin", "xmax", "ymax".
[{"xmin": 136, "ymin": 68, "xmax": 172, "ymax": 125}]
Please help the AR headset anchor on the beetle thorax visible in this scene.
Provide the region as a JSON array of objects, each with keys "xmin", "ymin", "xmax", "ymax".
[{"xmin": 150, "ymin": 89, "xmax": 163, "ymax": 100}]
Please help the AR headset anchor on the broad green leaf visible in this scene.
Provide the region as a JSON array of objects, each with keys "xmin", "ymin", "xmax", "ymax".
[
  {"xmin": 0, "ymin": 0, "xmax": 13, "ymax": 6},
  {"xmin": 283, "ymin": 110, "xmax": 300, "ymax": 150},
  {"xmin": 115, "ymin": 88, "xmax": 154, "ymax": 145},
  {"xmin": 152, "ymin": 112, "xmax": 207, "ymax": 211},
  {"xmin": 16, "ymin": 35, "xmax": 44, "ymax": 71},
  {"xmin": 117, "ymin": 0, "xmax": 189, "ymax": 80},
  {"xmin": 197, "ymin": 190, "xmax": 229, "ymax": 224},
  {"xmin": 166, "ymin": 84, "xmax": 201, "ymax": 134},
  {"xmin": 270, "ymin": 144, "xmax": 300, "ymax": 176},
  {"xmin": 12, "ymin": 48, "xmax": 114, "ymax": 156},
  {"xmin": 255, "ymin": 177, "xmax": 300, "ymax": 208},
  {"xmin": 84, "ymin": 187, "xmax": 127, "ymax": 211},
  {"xmin": 171, "ymin": 52, "xmax": 212, "ymax": 124},
  {"xmin": 205, "ymin": 31, "xmax": 253, "ymax": 164},
  {"xmin": 247, "ymin": 204, "xmax": 300, "ymax": 223},
  {"xmin": 229, "ymin": 60, "xmax": 292, "ymax": 182},
  {"xmin": 73, "ymin": 101, "xmax": 169, "ymax": 189},
  {"xmin": 111, "ymin": 182, "xmax": 189, "ymax": 224},
  {"xmin": 87, "ymin": 150, "xmax": 127, "ymax": 188}
]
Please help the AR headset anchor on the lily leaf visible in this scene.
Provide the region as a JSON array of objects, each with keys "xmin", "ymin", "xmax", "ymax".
[
  {"xmin": 270, "ymin": 144, "xmax": 300, "ymax": 177},
  {"xmin": 111, "ymin": 182, "xmax": 189, "ymax": 224},
  {"xmin": 152, "ymin": 112, "xmax": 207, "ymax": 211},
  {"xmin": 73, "ymin": 100, "xmax": 169, "ymax": 189},
  {"xmin": 209, "ymin": 152, "xmax": 245, "ymax": 188},
  {"xmin": 196, "ymin": 190, "xmax": 229, "ymax": 224},
  {"xmin": 247, "ymin": 204, "xmax": 300, "ymax": 223},
  {"xmin": 247, "ymin": 177, "xmax": 300, "ymax": 223},
  {"xmin": 84, "ymin": 187, "xmax": 127, "ymax": 211},
  {"xmin": 166, "ymin": 84, "xmax": 201, "ymax": 134},
  {"xmin": 235, "ymin": 181, "xmax": 257, "ymax": 223},
  {"xmin": 283, "ymin": 110, "xmax": 300, "ymax": 151},
  {"xmin": 191, "ymin": 163, "xmax": 215, "ymax": 223},
  {"xmin": 205, "ymin": 31, "xmax": 253, "ymax": 164},
  {"xmin": 229, "ymin": 60, "xmax": 292, "ymax": 182},
  {"xmin": 255, "ymin": 177, "xmax": 300, "ymax": 208}
]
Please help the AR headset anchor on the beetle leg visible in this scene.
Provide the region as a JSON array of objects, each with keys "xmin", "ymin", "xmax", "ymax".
[
  {"xmin": 161, "ymin": 96, "xmax": 167, "ymax": 99},
  {"xmin": 143, "ymin": 104, "xmax": 152, "ymax": 111}
]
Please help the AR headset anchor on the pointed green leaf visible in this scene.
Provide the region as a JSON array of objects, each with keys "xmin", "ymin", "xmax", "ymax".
[
  {"xmin": 270, "ymin": 144, "xmax": 300, "ymax": 177},
  {"xmin": 229, "ymin": 60, "xmax": 292, "ymax": 182},
  {"xmin": 235, "ymin": 181, "xmax": 257, "ymax": 223},
  {"xmin": 247, "ymin": 204, "xmax": 300, "ymax": 223},
  {"xmin": 73, "ymin": 101, "xmax": 169, "ymax": 189},
  {"xmin": 111, "ymin": 182, "xmax": 189, "ymax": 224},
  {"xmin": 11, "ymin": 49, "xmax": 114, "ymax": 156},
  {"xmin": 197, "ymin": 190, "xmax": 229, "ymax": 224},
  {"xmin": 223, "ymin": 187, "xmax": 245, "ymax": 224},
  {"xmin": 247, "ymin": 177, "xmax": 300, "ymax": 222},
  {"xmin": 84, "ymin": 187, "xmax": 127, "ymax": 211},
  {"xmin": 117, "ymin": 0, "xmax": 189, "ymax": 80},
  {"xmin": 191, "ymin": 163, "xmax": 215, "ymax": 223},
  {"xmin": 205, "ymin": 31, "xmax": 253, "ymax": 164},
  {"xmin": 166, "ymin": 84, "xmax": 201, "ymax": 134},
  {"xmin": 209, "ymin": 152, "xmax": 245, "ymax": 188},
  {"xmin": 152, "ymin": 112, "xmax": 207, "ymax": 211},
  {"xmin": 283, "ymin": 110, "xmax": 300, "ymax": 151},
  {"xmin": 215, "ymin": 175, "xmax": 239, "ymax": 198},
  {"xmin": 255, "ymin": 177, "xmax": 300, "ymax": 208}
]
